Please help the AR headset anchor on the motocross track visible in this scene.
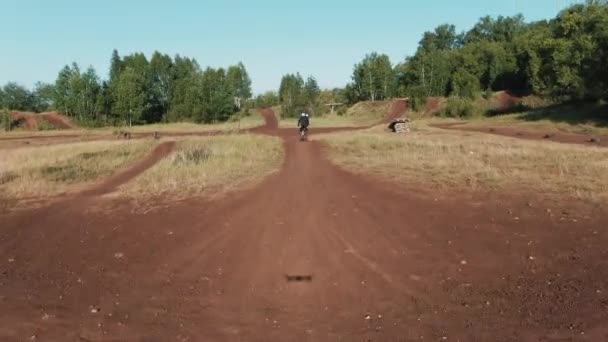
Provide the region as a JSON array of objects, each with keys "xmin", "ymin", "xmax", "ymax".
[
  {"xmin": 1, "ymin": 110, "xmax": 608, "ymax": 341},
  {"xmin": 0, "ymin": 105, "xmax": 389, "ymax": 150}
]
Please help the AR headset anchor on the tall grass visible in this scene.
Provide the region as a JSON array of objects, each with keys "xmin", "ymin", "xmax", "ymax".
[
  {"xmin": 438, "ymin": 96, "xmax": 480, "ymax": 118},
  {"xmin": 0, "ymin": 140, "xmax": 154, "ymax": 199},
  {"xmin": 122, "ymin": 134, "xmax": 283, "ymax": 199},
  {"xmin": 321, "ymin": 129, "xmax": 608, "ymax": 202}
]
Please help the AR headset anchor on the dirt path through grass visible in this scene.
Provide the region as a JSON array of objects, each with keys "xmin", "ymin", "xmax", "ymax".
[{"xmin": 80, "ymin": 141, "xmax": 176, "ymax": 196}]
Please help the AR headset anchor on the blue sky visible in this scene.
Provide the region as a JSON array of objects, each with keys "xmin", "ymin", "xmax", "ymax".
[{"xmin": 2, "ymin": 0, "xmax": 582, "ymax": 94}]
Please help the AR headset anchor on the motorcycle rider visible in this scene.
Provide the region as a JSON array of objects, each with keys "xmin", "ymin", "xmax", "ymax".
[{"xmin": 297, "ymin": 112, "xmax": 310, "ymax": 136}]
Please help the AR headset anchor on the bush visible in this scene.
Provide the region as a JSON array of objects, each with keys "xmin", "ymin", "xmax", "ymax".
[
  {"xmin": 483, "ymin": 89, "xmax": 494, "ymax": 100},
  {"xmin": 9, "ymin": 117, "xmax": 26, "ymax": 130},
  {"xmin": 254, "ymin": 91, "xmax": 280, "ymax": 108},
  {"xmin": 410, "ymin": 97, "xmax": 425, "ymax": 112},
  {"xmin": 37, "ymin": 118, "xmax": 56, "ymax": 131},
  {"xmin": 173, "ymin": 148, "xmax": 212, "ymax": 165},
  {"xmin": 439, "ymin": 96, "xmax": 478, "ymax": 118},
  {"xmin": 520, "ymin": 95, "xmax": 551, "ymax": 109},
  {"xmin": 230, "ymin": 107, "xmax": 251, "ymax": 122},
  {"xmin": 404, "ymin": 85, "xmax": 428, "ymax": 112},
  {"xmin": 451, "ymin": 69, "xmax": 480, "ymax": 99},
  {"xmin": 281, "ymin": 103, "xmax": 309, "ymax": 118},
  {"xmin": 75, "ymin": 117, "xmax": 109, "ymax": 128}
]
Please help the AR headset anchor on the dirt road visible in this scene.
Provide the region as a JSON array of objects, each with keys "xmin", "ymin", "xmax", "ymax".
[{"xmin": 1, "ymin": 111, "xmax": 607, "ymax": 341}]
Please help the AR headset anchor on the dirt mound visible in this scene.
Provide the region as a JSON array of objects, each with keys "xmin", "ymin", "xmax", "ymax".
[
  {"xmin": 385, "ymin": 99, "xmax": 408, "ymax": 122},
  {"xmin": 413, "ymin": 93, "xmax": 522, "ymax": 118},
  {"xmin": 8, "ymin": 111, "xmax": 76, "ymax": 130},
  {"xmin": 347, "ymin": 100, "xmax": 392, "ymax": 117},
  {"xmin": 495, "ymin": 91, "xmax": 522, "ymax": 110},
  {"xmin": 40, "ymin": 112, "xmax": 75, "ymax": 129},
  {"xmin": 9, "ymin": 112, "xmax": 39, "ymax": 130},
  {"xmin": 425, "ymin": 97, "xmax": 445, "ymax": 115},
  {"xmin": 407, "ymin": 97, "xmax": 446, "ymax": 118}
]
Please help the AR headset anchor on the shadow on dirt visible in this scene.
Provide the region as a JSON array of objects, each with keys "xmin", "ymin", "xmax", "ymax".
[
  {"xmin": 486, "ymin": 100, "xmax": 608, "ymax": 128},
  {"xmin": 285, "ymin": 275, "xmax": 313, "ymax": 282},
  {"xmin": 519, "ymin": 102, "xmax": 608, "ymax": 127}
]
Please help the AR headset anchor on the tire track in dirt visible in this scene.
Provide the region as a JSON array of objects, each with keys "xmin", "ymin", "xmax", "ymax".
[{"xmin": 80, "ymin": 140, "xmax": 176, "ymax": 197}]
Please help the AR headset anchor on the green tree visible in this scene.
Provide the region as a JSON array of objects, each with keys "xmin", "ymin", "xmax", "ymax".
[
  {"xmin": 79, "ymin": 66, "xmax": 102, "ymax": 119},
  {"xmin": 254, "ymin": 91, "xmax": 280, "ymax": 108},
  {"xmin": 464, "ymin": 15, "xmax": 525, "ymax": 44},
  {"xmin": 201, "ymin": 67, "xmax": 234, "ymax": 122},
  {"xmin": 350, "ymin": 52, "xmax": 395, "ymax": 101},
  {"xmin": 451, "ymin": 68, "xmax": 480, "ymax": 98},
  {"xmin": 53, "ymin": 65, "xmax": 74, "ymax": 115},
  {"xmin": 109, "ymin": 49, "xmax": 123, "ymax": 85},
  {"xmin": 67, "ymin": 63, "xmax": 83, "ymax": 117},
  {"xmin": 4, "ymin": 49, "xmax": 251, "ymax": 126},
  {"xmin": 32, "ymin": 82, "xmax": 55, "ymax": 112},
  {"xmin": 226, "ymin": 62, "xmax": 252, "ymax": 109},
  {"xmin": 2, "ymin": 107, "xmax": 10, "ymax": 131},
  {"xmin": 279, "ymin": 73, "xmax": 307, "ymax": 117},
  {"xmin": 420, "ymin": 24, "xmax": 459, "ymax": 51},
  {"xmin": 52, "ymin": 63, "xmax": 102, "ymax": 121},
  {"xmin": 114, "ymin": 67, "xmax": 147, "ymax": 126},
  {"xmin": 107, "ymin": 49, "xmax": 123, "ymax": 117},
  {"xmin": 169, "ymin": 55, "xmax": 204, "ymax": 122},
  {"xmin": 304, "ymin": 76, "xmax": 321, "ymax": 108},
  {"xmin": 95, "ymin": 81, "xmax": 113, "ymax": 123},
  {"xmin": 149, "ymin": 51, "xmax": 174, "ymax": 121},
  {"xmin": 207, "ymin": 87, "xmax": 233, "ymax": 122},
  {"xmin": 2, "ymin": 82, "xmax": 33, "ymax": 111}
]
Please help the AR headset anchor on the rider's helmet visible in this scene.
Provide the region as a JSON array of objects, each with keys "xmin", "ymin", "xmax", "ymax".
[{"xmin": 301, "ymin": 112, "xmax": 306, "ymax": 117}]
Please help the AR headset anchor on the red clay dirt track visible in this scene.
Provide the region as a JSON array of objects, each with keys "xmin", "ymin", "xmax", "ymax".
[{"xmin": 1, "ymin": 110, "xmax": 608, "ymax": 341}]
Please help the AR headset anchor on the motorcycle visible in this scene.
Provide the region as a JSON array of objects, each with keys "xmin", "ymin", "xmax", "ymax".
[{"xmin": 299, "ymin": 127, "xmax": 308, "ymax": 141}]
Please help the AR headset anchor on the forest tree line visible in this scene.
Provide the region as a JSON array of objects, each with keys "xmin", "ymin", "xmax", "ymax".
[
  {"xmin": 1, "ymin": 50, "xmax": 252, "ymax": 126},
  {"xmin": 342, "ymin": 1, "xmax": 608, "ymax": 109}
]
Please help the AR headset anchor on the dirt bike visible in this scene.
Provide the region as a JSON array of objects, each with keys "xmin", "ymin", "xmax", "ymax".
[{"xmin": 299, "ymin": 127, "xmax": 308, "ymax": 141}]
